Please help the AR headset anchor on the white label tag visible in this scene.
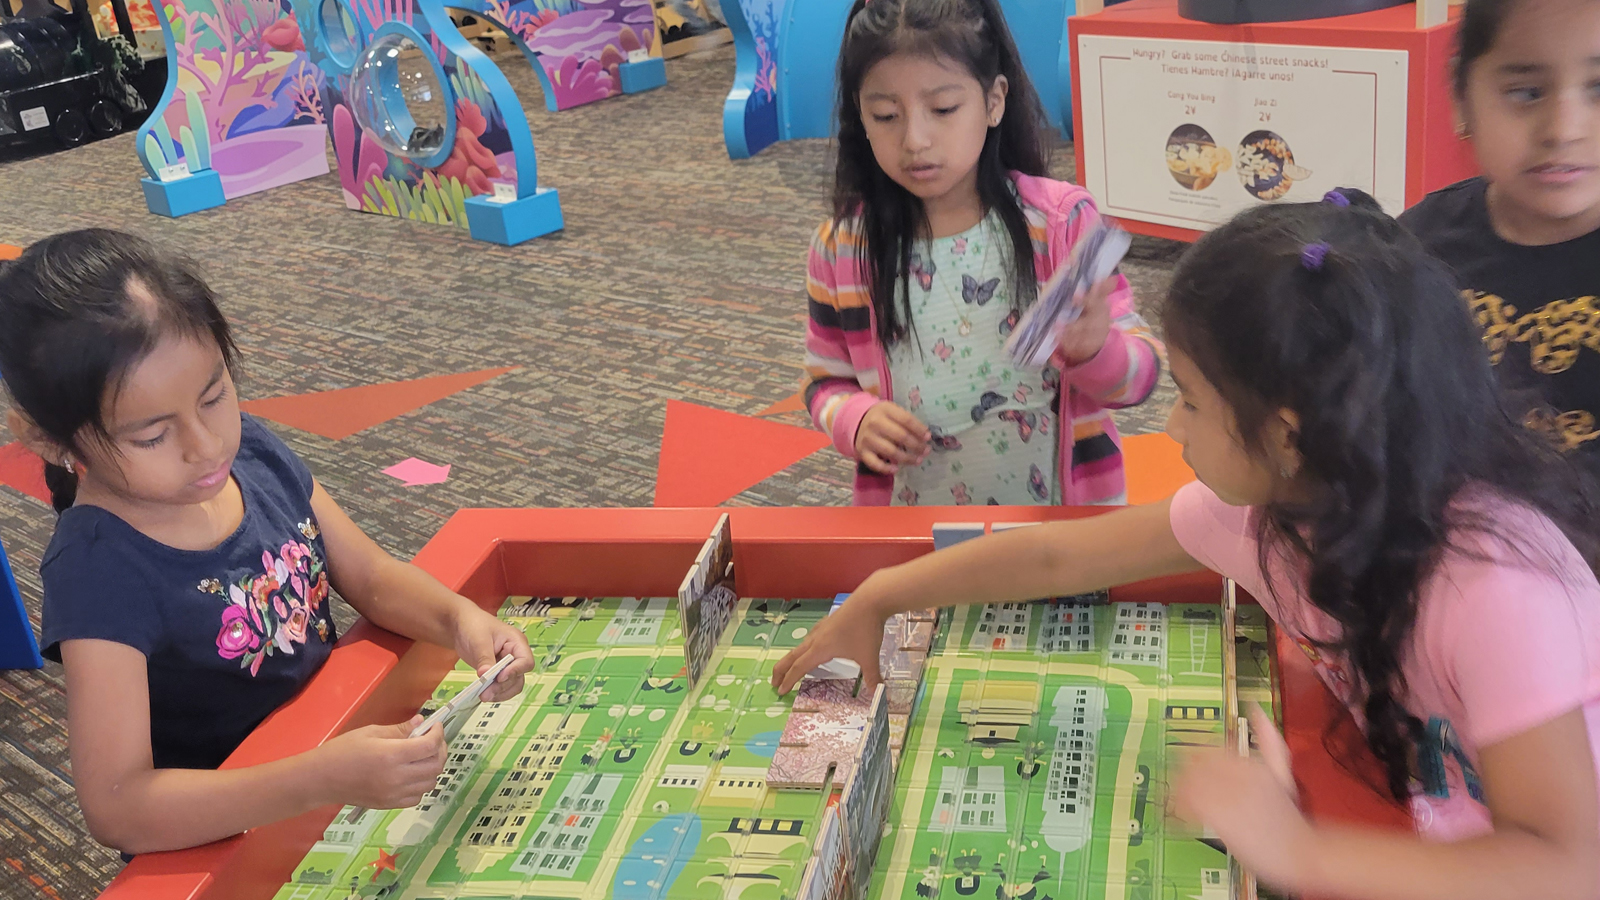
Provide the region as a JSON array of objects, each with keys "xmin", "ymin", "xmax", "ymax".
[
  {"xmin": 627, "ymin": 48, "xmax": 649, "ymax": 63},
  {"xmin": 19, "ymin": 107, "xmax": 48, "ymax": 131},
  {"xmin": 157, "ymin": 162, "xmax": 191, "ymax": 183},
  {"xmin": 490, "ymin": 182, "xmax": 517, "ymax": 203}
]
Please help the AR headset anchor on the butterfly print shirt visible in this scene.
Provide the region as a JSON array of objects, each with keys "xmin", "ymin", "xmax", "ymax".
[{"xmin": 885, "ymin": 213, "xmax": 1062, "ymax": 507}]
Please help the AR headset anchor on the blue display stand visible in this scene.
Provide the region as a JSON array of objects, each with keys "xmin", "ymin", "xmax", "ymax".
[
  {"xmin": 0, "ymin": 537, "xmax": 43, "ymax": 670},
  {"xmin": 464, "ymin": 188, "xmax": 565, "ymax": 246},
  {"xmin": 619, "ymin": 57, "xmax": 668, "ymax": 94},
  {"xmin": 139, "ymin": 170, "xmax": 227, "ymax": 218},
  {"xmin": 722, "ymin": 0, "xmax": 1076, "ymax": 159}
]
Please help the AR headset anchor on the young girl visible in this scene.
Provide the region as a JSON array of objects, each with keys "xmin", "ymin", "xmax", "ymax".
[
  {"xmin": 0, "ymin": 230, "xmax": 535, "ymax": 856},
  {"xmin": 803, "ymin": 0, "xmax": 1161, "ymax": 507},
  {"xmin": 1399, "ymin": 0, "xmax": 1600, "ymax": 465},
  {"xmin": 777, "ymin": 192, "xmax": 1600, "ymax": 899}
]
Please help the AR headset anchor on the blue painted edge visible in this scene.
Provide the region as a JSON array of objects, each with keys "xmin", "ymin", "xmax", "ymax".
[
  {"xmin": 720, "ymin": 0, "xmax": 761, "ymax": 159},
  {"xmin": 619, "ymin": 57, "xmax": 667, "ymax": 94},
  {"xmin": 0, "ymin": 538, "xmax": 43, "ymax": 670},
  {"xmin": 418, "ymin": 0, "xmax": 545, "ymax": 193},
  {"xmin": 369, "ymin": 20, "xmax": 459, "ymax": 170},
  {"xmin": 304, "ymin": 0, "xmax": 365, "ymax": 76},
  {"xmin": 464, "ymin": 188, "xmax": 564, "ymax": 245},
  {"xmin": 140, "ymin": 170, "xmax": 227, "ymax": 218},
  {"xmin": 134, "ymin": 0, "xmax": 190, "ymax": 179},
  {"xmin": 1058, "ymin": 0, "xmax": 1076, "ymax": 139},
  {"xmin": 442, "ymin": 2, "xmax": 563, "ymax": 114}
]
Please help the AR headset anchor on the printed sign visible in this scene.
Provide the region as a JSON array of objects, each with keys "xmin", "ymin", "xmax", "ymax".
[{"xmin": 1077, "ymin": 35, "xmax": 1408, "ymax": 229}]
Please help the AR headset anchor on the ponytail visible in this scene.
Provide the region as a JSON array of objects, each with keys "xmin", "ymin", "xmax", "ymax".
[{"xmin": 42, "ymin": 462, "xmax": 77, "ymax": 514}]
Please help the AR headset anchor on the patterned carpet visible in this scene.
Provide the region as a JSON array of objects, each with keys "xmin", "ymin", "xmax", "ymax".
[{"xmin": 0, "ymin": 45, "xmax": 1183, "ymax": 899}]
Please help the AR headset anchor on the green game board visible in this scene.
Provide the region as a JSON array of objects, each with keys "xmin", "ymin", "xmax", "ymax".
[{"xmin": 274, "ymin": 595, "xmax": 1273, "ymax": 900}]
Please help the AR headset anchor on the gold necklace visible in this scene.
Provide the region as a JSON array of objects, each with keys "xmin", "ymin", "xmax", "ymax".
[{"xmin": 947, "ymin": 222, "xmax": 989, "ymax": 337}]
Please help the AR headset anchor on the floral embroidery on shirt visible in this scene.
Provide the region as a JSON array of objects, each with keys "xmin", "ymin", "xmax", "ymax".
[{"xmin": 209, "ymin": 539, "xmax": 331, "ymax": 676}]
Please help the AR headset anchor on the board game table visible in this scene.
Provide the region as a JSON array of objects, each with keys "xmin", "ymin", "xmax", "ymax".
[{"xmin": 98, "ymin": 506, "xmax": 1411, "ymax": 900}]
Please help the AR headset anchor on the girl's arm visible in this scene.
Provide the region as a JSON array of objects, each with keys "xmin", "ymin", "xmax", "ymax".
[
  {"xmin": 311, "ymin": 482, "xmax": 532, "ymax": 701},
  {"xmin": 803, "ymin": 221, "xmax": 880, "ymax": 459},
  {"xmin": 773, "ymin": 498, "xmax": 1203, "ymax": 693},
  {"xmin": 1054, "ymin": 272, "xmax": 1164, "ymax": 410},
  {"xmin": 1180, "ymin": 707, "xmax": 1599, "ymax": 900},
  {"xmin": 61, "ymin": 639, "xmax": 444, "ymax": 854}
]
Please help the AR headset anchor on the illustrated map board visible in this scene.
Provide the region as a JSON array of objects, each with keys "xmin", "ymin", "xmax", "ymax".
[
  {"xmin": 263, "ymin": 591, "xmax": 1270, "ymax": 900},
  {"xmin": 1068, "ymin": 0, "xmax": 1476, "ymax": 242},
  {"xmin": 98, "ymin": 507, "xmax": 1411, "ymax": 900}
]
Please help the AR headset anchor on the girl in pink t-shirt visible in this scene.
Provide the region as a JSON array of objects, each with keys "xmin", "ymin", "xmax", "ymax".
[{"xmin": 775, "ymin": 189, "xmax": 1600, "ymax": 899}]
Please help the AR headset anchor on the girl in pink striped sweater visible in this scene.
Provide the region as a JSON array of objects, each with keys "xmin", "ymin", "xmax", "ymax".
[{"xmin": 803, "ymin": 0, "xmax": 1162, "ymax": 507}]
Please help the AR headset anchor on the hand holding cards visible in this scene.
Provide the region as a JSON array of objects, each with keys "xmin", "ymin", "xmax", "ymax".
[
  {"xmin": 1004, "ymin": 220, "xmax": 1131, "ymax": 369},
  {"xmin": 411, "ymin": 654, "xmax": 516, "ymax": 740}
]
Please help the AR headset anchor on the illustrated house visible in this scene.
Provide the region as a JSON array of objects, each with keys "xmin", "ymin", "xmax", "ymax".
[
  {"xmin": 958, "ymin": 681, "xmax": 1038, "ymax": 745},
  {"xmin": 600, "ymin": 597, "xmax": 671, "ymax": 644},
  {"xmin": 1192, "ymin": 868, "xmax": 1231, "ymax": 900},
  {"xmin": 1109, "ymin": 602, "xmax": 1168, "ymax": 667},
  {"xmin": 1039, "ymin": 685, "xmax": 1108, "ymax": 856},
  {"xmin": 969, "ymin": 602, "xmax": 1032, "ymax": 651},
  {"xmin": 705, "ymin": 767, "xmax": 769, "ymax": 806},
  {"xmin": 930, "ymin": 766, "xmax": 1009, "ymax": 833},
  {"xmin": 658, "ymin": 765, "xmax": 709, "ymax": 790},
  {"xmin": 1037, "ymin": 600, "xmax": 1096, "ymax": 653},
  {"xmin": 513, "ymin": 773, "xmax": 624, "ymax": 876},
  {"xmin": 727, "ymin": 817, "xmax": 807, "ymax": 857}
]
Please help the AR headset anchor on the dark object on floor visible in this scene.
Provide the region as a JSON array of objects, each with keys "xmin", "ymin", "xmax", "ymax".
[
  {"xmin": 0, "ymin": 0, "xmax": 145, "ymax": 151},
  {"xmin": 1177, "ymin": 0, "xmax": 1407, "ymax": 23}
]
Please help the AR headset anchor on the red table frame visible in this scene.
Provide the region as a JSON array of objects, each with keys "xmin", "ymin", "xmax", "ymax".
[
  {"xmin": 100, "ymin": 506, "xmax": 1411, "ymax": 899},
  {"xmin": 1069, "ymin": 0, "xmax": 1478, "ymax": 243}
]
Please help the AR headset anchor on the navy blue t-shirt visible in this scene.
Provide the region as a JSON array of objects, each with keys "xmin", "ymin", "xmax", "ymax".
[{"xmin": 41, "ymin": 414, "xmax": 338, "ymax": 771}]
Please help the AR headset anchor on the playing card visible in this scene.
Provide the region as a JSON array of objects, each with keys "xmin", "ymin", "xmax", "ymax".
[{"xmin": 1005, "ymin": 221, "xmax": 1132, "ymax": 369}]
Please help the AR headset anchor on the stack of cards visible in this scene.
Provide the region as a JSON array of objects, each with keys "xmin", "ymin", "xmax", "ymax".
[{"xmin": 1004, "ymin": 220, "xmax": 1132, "ymax": 369}]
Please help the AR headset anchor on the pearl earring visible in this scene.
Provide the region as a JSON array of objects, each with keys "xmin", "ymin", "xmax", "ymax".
[{"xmin": 63, "ymin": 458, "xmax": 75, "ymax": 475}]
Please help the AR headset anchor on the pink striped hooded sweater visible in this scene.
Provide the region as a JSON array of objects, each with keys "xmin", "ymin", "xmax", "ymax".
[{"xmin": 803, "ymin": 173, "xmax": 1164, "ymax": 506}]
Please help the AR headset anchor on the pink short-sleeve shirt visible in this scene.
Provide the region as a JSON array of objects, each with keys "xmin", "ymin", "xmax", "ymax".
[{"xmin": 1169, "ymin": 481, "xmax": 1600, "ymax": 840}]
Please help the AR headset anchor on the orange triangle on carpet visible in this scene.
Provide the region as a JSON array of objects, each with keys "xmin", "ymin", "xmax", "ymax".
[
  {"xmin": 756, "ymin": 391, "xmax": 807, "ymax": 417},
  {"xmin": 0, "ymin": 443, "xmax": 50, "ymax": 506},
  {"xmin": 1122, "ymin": 432, "xmax": 1196, "ymax": 505},
  {"xmin": 0, "ymin": 245, "xmax": 20, "ymax": 261},
  {"xmin": 241, "ymin": 367, "xmax": 518, "ymax": 440},
  {"xmin": 654, "ymin": 400, "xmax": 830, "ymax": 507}
]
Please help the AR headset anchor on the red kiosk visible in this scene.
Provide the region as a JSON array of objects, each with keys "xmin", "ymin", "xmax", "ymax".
[{"xmin": 1070, "ymin": 0, "xmax": 1476, "ymax": 241}]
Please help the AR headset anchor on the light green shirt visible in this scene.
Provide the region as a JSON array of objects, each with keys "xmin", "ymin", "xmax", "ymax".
[{"xmin": 886, "ymin": 213, "xmax": 1060, "ymax": 507}]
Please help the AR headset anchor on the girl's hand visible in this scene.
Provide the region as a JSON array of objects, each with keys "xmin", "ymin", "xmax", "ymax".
[
  {"xmin": 855, "ymin": 402, "xmax": 930, "ymax": 474},
  {"xmin": 1172, "ymin": 706, "xmax": 1317, "ymax": 891},
  {"xmin": 1056, "ymin": 276, "xmax": 1115, "ymax": 367},
  {"xmin": 452, "ymin": 608, "xmax": 535, "ymax": 703},
  {"xmin": 319, "ymin": 716, "xmax": 446, "ymax": 810},
  {"xmin": 771, "ymin": 586, "xmax": 889, "ymax": 695}
]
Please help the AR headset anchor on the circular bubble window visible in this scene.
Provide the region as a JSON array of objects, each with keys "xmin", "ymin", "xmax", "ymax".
[
  {"xmin": 317, "ymin": 0, "xmax": 362, "ymax": 71},
  {"xmin": 348, "ymin": 28, "xmax": 455, "ymax": 167}
]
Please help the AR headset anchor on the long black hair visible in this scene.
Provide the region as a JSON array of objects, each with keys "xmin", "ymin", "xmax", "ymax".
[
  {"xmin": 1453, "ymin": 0, "xmax": 1600, "ymax": 127},
  {"xmin": 1453, "ymin": 0, "xmax": 1513, "ymax": 97},
  {"xmin": 0, "ymin": 229, "xmax": 238, "ymax": 513},
  {"xmin": 1159, "ymin": 190, "xmax": 1600, "ymax": 801},
  {"xmin": 833, "ymin": 0, "xmax": 1051, "ymax": 346}
]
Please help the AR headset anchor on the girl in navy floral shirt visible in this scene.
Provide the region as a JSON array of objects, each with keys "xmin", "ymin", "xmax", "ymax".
[{"xmin": 0, "ymin": 230, "xmax": 534, "ymax": 855}]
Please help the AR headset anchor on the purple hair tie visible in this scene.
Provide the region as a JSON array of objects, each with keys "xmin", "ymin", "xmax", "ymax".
[
  {"xmin": 1322, "ymin": 189, "xmax": 1350, "ymax": 208},
  {"xmin": 1301, "ymin": 242, "xmax": 1331, "ymax": 271}
]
